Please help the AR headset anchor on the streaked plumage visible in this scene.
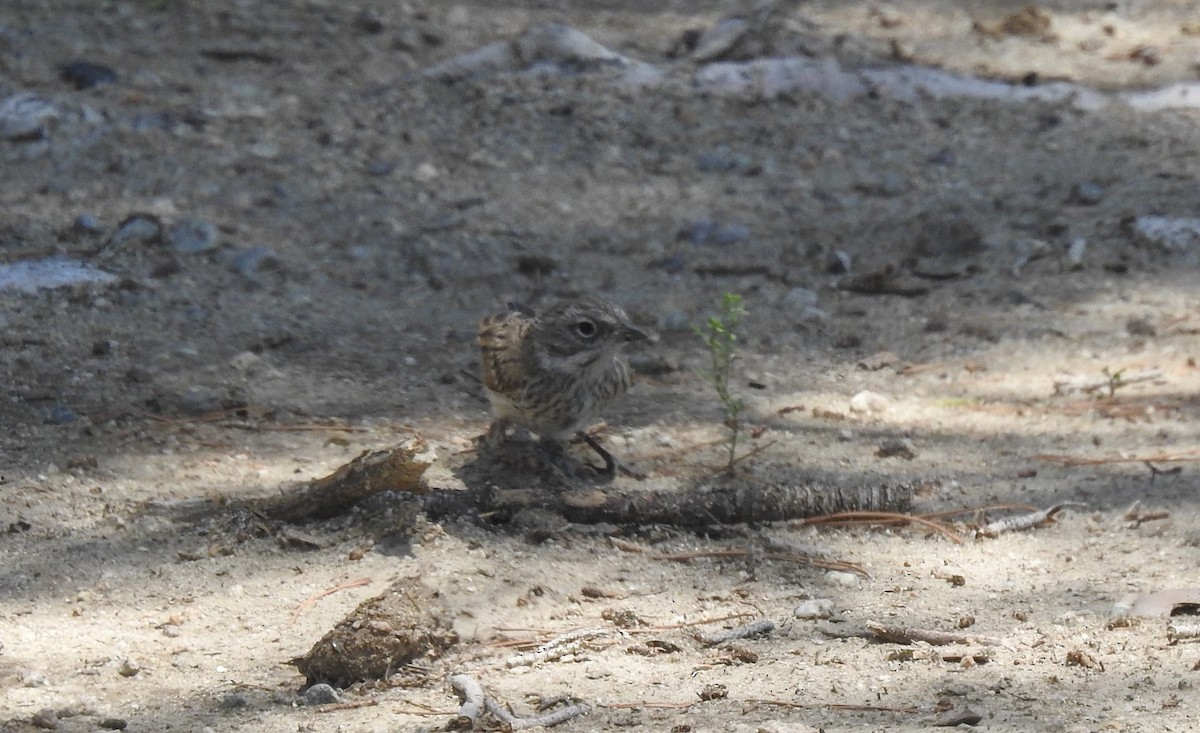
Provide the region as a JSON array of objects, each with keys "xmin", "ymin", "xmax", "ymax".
[{"xmin": 478, "ymin": 297, "xmax": 648, "ymax": 443}]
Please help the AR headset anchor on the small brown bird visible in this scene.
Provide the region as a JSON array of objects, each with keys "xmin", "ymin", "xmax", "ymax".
[{"xmin": 478, "ymin": 297, "xmax": 650, "ymax": 475}]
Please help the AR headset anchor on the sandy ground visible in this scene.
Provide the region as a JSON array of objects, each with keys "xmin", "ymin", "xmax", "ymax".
[{"xmin": 2, "ymin": 1, "xmax": 1200, "ymax": 731}]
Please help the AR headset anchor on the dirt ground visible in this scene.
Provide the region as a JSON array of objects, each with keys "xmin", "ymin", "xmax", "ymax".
[{"xmin": 2, "ymin": 1, "xmax": 1200, "ymax": 731}]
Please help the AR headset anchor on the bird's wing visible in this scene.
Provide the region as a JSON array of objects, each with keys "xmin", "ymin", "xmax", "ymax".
[{"xmin": 478, "ymin": 309, "xmax": 533, "ymax": 397}]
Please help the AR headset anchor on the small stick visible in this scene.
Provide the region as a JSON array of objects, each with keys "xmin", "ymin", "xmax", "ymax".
[
  {"xmin": 638, "ymin": 611, "xmax": 756, "ymax": 632},
  {"xmin": 799, "ymin": 511, "xmax": 965, "ymax": 544},
  {"xmin": 449, "ymin": 674, "xmax": 486, "ymax": 728},
  {"xmin": 978, "ymin": 503, "xmax": 1086, "ymax": 537},
  {"xmin": 1034, "ymin": 450, "xmax": 1200, "ymax": 466},
  {"xmin": 745, "ymin": 699, "xmax": 920, "ymax": 714},
  {"xmin": 1144, "ymin": 461, "xmax": 1183, "ymax": 482},
  {"xmin": 505, "ymin": 628, "xmax": 613, "ymax": 668},
  {"xmin": 652, "ymin": 548, "xmax": 868, "ymax": 577},
  {"xmin": 289, "ymin": 578, "xmax": 372, "ymax": 624},
  {"xmin": 1168, "ymin": 624, "xmax": 1200, "ymax": 644},
  {"xmin": 697, "ymin": 619, "xmax": 775, "ymax": 646},
  {"xmin": 919, "ymin": 503, "xmax": 1036, "ymax": 520},
  {"xmin": 865, "ymin": 621, "xmax": 1004, "ymax": 647},
  {"xmin": 484, "ymin": 696, "xmax": 590, "ymax": 730},
  {"xmin": 605, "ymin": 701, "xmax": 698, "ymax": 710},
  {"xmin": 1052, "ymin": 368, "xmax": 1162, "ymax": 395},
  {"xmin": 314, "ymin": 700, "xmax": 379, "ymax": 713}
]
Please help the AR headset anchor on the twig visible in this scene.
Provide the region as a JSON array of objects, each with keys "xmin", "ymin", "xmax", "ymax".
[
  {"xmin": 449, "ymin": 674, "xmax": 486, "ymax": 729},
  {"xmin": 978, "ymin": 503, "xmax": 1086, "ymax": 538},
  {"xmin": 865, "ymin": 621, "xmax": 1004, "ymax": 647},
  {"xmin": 314, "ymin": 700, "xmax": 379, "ymax": 713},
  {"xmin": 484, "ymin": 695, "xmax": 589, "ymax": 730},
  {"xmin": 605, "ymin": 701, "xmax": 698, "ymax": 710},
  {"xmin": 452, "ymin": 674, "xmax": 591, "ymax": 730},
  {"xmin": 290, "ymin": 578, "xmax": 372, "ymax": 624},
  {"xmin": 1034, "ymin": 450, "xmax": 1200, "ymax": 466},
  {"xmin": 798, "ymin": 511, "xmax": 965, "ymax": 544},
  {"xmin": 639, "ymin": 611, "xmax": 756, "ymax": 632},
  {"xmin": 652, "ymin": 548, "xmax": 868, "ymax": 577},
  {"xmin": 504, "ymin": 628, "xmax": 613, "ymax": 668},
  {"xmin": 697, "ymin": 619, "xmax": 775, "ymax": 646},
  {"xmin": 745, "ymin": 699, "xmax": 920, "ymax": 714},
  {"xmin": 1052, "ymin": 368, "xmax": 1162, "ymax": 395},
  {"xmin": 918, "ymin": 503, "xmax": 1036, "ymax": 520}
]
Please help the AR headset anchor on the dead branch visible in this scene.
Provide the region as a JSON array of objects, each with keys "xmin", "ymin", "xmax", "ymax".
[
  {"xmin": 864, "ymin": 621, "xmax": 1004, "ymax": 647},
  {"xmin": 505, "ymin": 628, "xmax": 614, "ymax": 668},
  {"xmin": 450, "ymin": 674, "xmax": 486, "ymax": 729},
  {"xmin": 314, "ymin": 700, "xmax": 379, "ymax": 713},
  {"xmin": 484, "ymin": 692, "xmax": 590, "ymax": 731},
  {"xmin": 254, "ymin": 436, "xmax": 435, "ymax": 521},
  {"xmin": 978, "ymin": 503, "xmax": 1086, "ymax": 537},
  {"xmin": 697, "ymin": 619, "xmax": 775, "ymax": 646},
  {"xmin": 427, "ymin": 470, "xmax": 916, "ymax": 527}
]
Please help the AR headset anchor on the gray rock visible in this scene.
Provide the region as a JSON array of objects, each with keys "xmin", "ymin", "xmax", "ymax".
[
  {"xmin": 74, "ymin": 213, "xmax": 102, "ymax": 234},
  {"xmin": 107, "ymin": 214, "xmax": 162, "ymax": 250},
  {"xmin": 0, "ymin": 93, "xmax": 58, "ymax": 140},
  {"xmin": 793, "ymin": 598, "xmax": 835, "ymax": 620},
  {"xmin": 168, "ymin": 217, "xmax": 219, "ymax": 253},
  {"xmin": 303, "ymin": 683, "xmax": 340, "ymax": 705},
  {"xmin": 31, "ymin": 708, "xmax": 58, "ymax": 730}
]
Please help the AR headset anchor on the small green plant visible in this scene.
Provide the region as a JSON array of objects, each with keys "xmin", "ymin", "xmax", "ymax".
[
  {"xmin": 694, "ymin": 292, "xmax": 747, "ymax": 472},
  {"xmin": 1101, "ymin": 366, "xmax": 1126, "ymax": 398}
]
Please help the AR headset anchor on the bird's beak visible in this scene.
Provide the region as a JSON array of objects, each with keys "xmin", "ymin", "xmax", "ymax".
[{"xmin": 623, "ymin": 324, "xmax": 655, "ymax": 343}]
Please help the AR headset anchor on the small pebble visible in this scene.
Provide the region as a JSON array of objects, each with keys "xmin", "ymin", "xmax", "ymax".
[
  {"xmin": 1126, "ymin": 318, "xmax": 1156, "ymax": 337},
  {"xmin": 18, "ymin": 669, "xmax": 48, "ymax": 687},
  {"xmin": 793, "ymin": 598, "xmax": 835, "ymax": 620},
  {"xmin": 168, "ymin": 217, "xmax": 219, "ymax": 253},
  {"xmin": 229, "ymin": 246, "xmax": 279, "ymax": 284},
  {"xmin": 60, "ymin": 60, "xmax": 118, "ymax": 90},
  {"xmin": 412, "ymin": 162, "xmax": 439, "ymax": 182},
  {"xmin": 108, "ymin": 214, "xmax": 162, "ymax": 250},
  {"xmin": 825, "ymin": 570, "xmax": 859, "ymax": 587},
  {"xmin": 99, "ymin": 718, "xmax": 128, "ymax": 730},
  {"xmin": 783, "ymin": 287, "xmax": 819, "ymax": 310},
  {"xmin": 74, "ymin": 213, "xmax": 102, "ymax": 233},
  {"xmin": 849, "ymin": 390, "xmax": 889, "ymax": 414},
  {"xmin": 825, "ymin": 249, "xmax": 852, "ymax": 274},
  {"xmin": 303, "ymin": 683, "xmax": 340, "ymax": 705},
  {"xmin": 0, "ymin": 93, "xmax": 58, "ymax": 140},
  {"xmin": 876, "ymin": 438, "xmax": 916, "ymax": 460},
  {"xmin": 31, "ymin": 708, "xmax": 58, "ymax": 730},
  {"xmin": 118, "ymin": 658, "xmax": 141, "ymax": 677},
  {"xmin": 1066, "ymin": 237, "xmax": 1088, "ymax": 265}
]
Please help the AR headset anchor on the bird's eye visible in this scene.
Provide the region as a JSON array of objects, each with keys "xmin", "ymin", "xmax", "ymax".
[{"xmin": 575, "ymin": 320, "xmax": 598, "ymax": 338}]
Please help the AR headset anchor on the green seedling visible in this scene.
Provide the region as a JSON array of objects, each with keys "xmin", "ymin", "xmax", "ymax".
[{"xmin": 694, "ymin": 292, "xmax": 747, "ymax": 472}]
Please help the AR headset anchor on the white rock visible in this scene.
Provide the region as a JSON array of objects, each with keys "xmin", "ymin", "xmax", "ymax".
[
  {"xmin": 824, "ymin": 570, "xmax": 859, "ymax": 587},
  {"xmin": 793, "ymin": 598, "xmax": 835, "ymax": 620},
  {"xmin": 849, "ymin": 390, "xmax": 889, "ymax": 414}
]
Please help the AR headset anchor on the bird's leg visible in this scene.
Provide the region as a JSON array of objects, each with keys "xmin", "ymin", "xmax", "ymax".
[{"xmin": 577, "ymin": 431, "xmax": 645, "ymax": 480}]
